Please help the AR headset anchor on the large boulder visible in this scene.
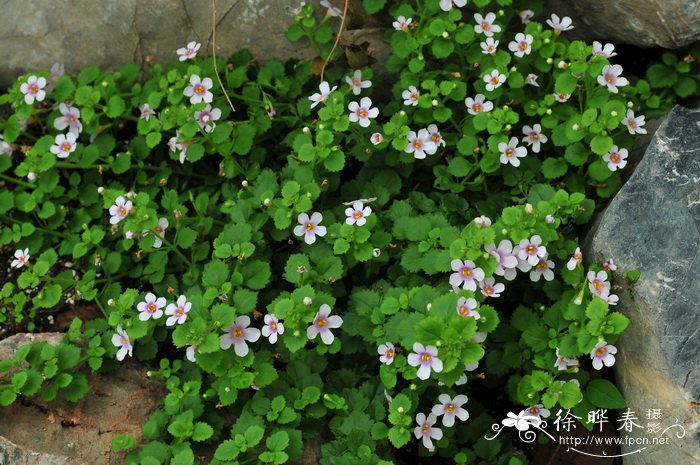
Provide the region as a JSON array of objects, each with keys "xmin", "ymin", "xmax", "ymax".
[
  {"xmin": 586, "ymin": 105, "xmax": 700, "ymax": 464},
  {"xmin": 544, "ymin": 0, "xmax": 700, "ymax": 48}
]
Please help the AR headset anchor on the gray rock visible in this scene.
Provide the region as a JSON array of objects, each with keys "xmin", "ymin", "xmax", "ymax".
[
  {"xmin": 586, "ymin": 105, "xmax": 700, "ymax": 464},
  {"xmin": 0, "ymin": 436, "xmax": 81, "ymax": 465},
  {"xmin": 544, "ymin": 0, "xmax": 700, "ymax": 48},
  {"xmin": 0, "ymin": 333, "xmax": 64, "ymax": 362}
]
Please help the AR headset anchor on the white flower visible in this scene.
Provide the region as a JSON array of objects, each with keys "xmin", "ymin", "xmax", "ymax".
[
  {"xmin": 186, "ymin": 345, "xmax": 196, "ymax": 362},
  {"xmin": 525, "ymin": 404, "xmax": 551, "ymax": 421},
  {"xmin": 143, "ymin": 217, "xmax": 169, "ymax": 248},
  {"xmin": 320, "ymin": 0, "xmax": 343, "ymax": 18},
  {"xmin": 407, "ymin": 343, "xmax": 443, "ymax": 380},
  {"xmin": 348, "ymin": 97, "xmax": 379, "ymax": 127},
  {"xmin": 499, "ymin": 137, "xmax": 527, "ymax": 166},
  {"xmin": 479, "ymin": 277, "xmax": 504, "ymax": 298},
  {"xmin": 426, "ymin": 124, "xmax": 445, "ymax": 147},
  {"xmin": 309, "ymin": 81, "xmax": 338, "ymax": 109},
  {"xmin": 109, "ymin": 196, "xmax": 133, "ymax": 225},
  {"xmin": 345, "ymin": 70, "xmax": 371, "ymax": 95},
  {"xmin": 432, "ymin": 394, "xmax": 469, "ymax": 427},
  {"xmin": 600, "ymin": 288, "xmax": 619, "ymax": 306},
  {"xmin": 484, "ymin": 69, "xmax": 506, "ymax": 92},
  {"xmin": 414, "ymin": 413, "xmax": 443, "ymax": 451},
  {"xmin": 11, "ymin": 248, "xmax": 30, "ymax": 269},
  {"xmin": 474, "ymin": 215, "xmax": 491, "ymax": 228},
  {"xmin": 480, "ymin": 38, "xmax": 499, "ymax": 55},
  {"xmin": 183, "ymin": 74, "xmax": 213, "ymax": 104},
  {"xmin": 554, "ymin": 348, "xmax": 580, "ymax": 371},
  {"xmin": 307, "ymin": 304, "xmax": 343, "ymax": 345},
  {"xmin": 293, "ymin": 212, "xmax": 327, "ymax": 245},
  {"xmin": 177, "ymin": 41, "xmax": 201, "ymax": 61},
  {"xmin": 165, "ymin": 295, "xmax": 192, "ymax": 326},
  {"xmin": 345, "ymin": 201, "xmax": 372, "ymax": 226},
  {"xmin": 521, "ymin": 124, "xmax": 547, "ymax": 153},
  {"xmin": 370, "ymin": 132, "xmax": 383, "ymax": 145},
  {"xmin": 530, "ymin": 257, "xmax": 555, "ymax": 282},
  {"xmin": 465, "ymin": 94, "xmax": 493, "ymax": 115},
  {"xmin": 588, "ymin": 270, "xmax": 610, "ymax": 296},
  {"xmin": 194, "ymin": 104, "xmax": 222, "ymax": 133},
  {"xmin": 519, "ymin": 10, "xmax": 534, "ymax": 23},
  {"xmin": 111, "ymin": 326, "xmax": 133, "ymax": 361},
  {"xmin": 603, "ymin": 145, "xmax": 628, "ymax": 171},
  {"xmin": 402, "ymin": 85, "xmax": 420, "ymax": 106},
  {"xmin": 262, "ymin": 314, "xmax": 285, "ymax": 343},
  {"xmin": 139, "ymin": 103, "xmax": 156, "ymax": 121},
  {"xmin": 486, "ymin": 239, "xmax": 518, "ymax": 281},
  {"xmin": 554, "ymin": 92, "xmax": 571, "ymax": 103},
  {"xmin": 598, "ymin": 65, "xmax": 629, "ymax": 94},
  {"xmin": 20, "ymin": 75, "xmax": 47, "ymax": 105},
  {"xmin": 592, "ymin": 41, "xmax": 617, "ymax": 58},
  {"xmin": 546, "ymin": 14, "xmax": 574, "ymax": 34},
  {"xmin": 525, "ymin": 74, "xmax": 539, "ymax": 87},
  {"xmin": 450, "ymin": 259, "xmax": 485, "ymax": 291},
  {"xmin": 566, "ymin": 247, "xmax": 583, "ymax": 270},
  {"xmin": 405, "ymin": 129, "xmax": 437, "ymax": 159},
  {"xmin": 591, "ymin": 341, "xmax": 617, "ymax": 370},
  {"xmin": 623, "ymin": 109, "xmax": 647, "ymax": 135},
  {"xmin": 474, "ymin": 13, "xmax": 501, "ymax": 37},
  {"xmin": 137, "ymin": 293, "xmax": 166, "ymax": 321},
  {"xmin": 220, "ymin": 316, "xmax": 261, "ymax": 357},
  {"xmin": 392, "ymin": 16, "xmax": 413, "ymax": 32},
  {"xmin": 0, "ymin": 135, "xmax": 11, "ymax": 156},
  {"xmin": 456, "ymin": 297, "xmax": 480, "ymax": 319},
  {"xmin": 377, "ymin": 342, "xmax": 395, "ymax": 364},
  {"xmin": 54, "ymin": 103, "xmax": 82, "ymax": 135},
  {"xmin": 439, "ymin": 0, "xmax": 467, "ymax": 11},
  {"xmin": 518, "ymin": 235, "xmax": 547, "ymax": 266},
  {"xmin": 508, "ymin": 33, "xmax": 533, "ymax": 58},
  {"xmin": 50, "ymin": 133, "xmax": 78, "ymax": 159}
]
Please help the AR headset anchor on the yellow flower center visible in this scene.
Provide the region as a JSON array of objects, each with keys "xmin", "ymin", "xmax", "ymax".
[
  {"xmin": 431, "ymin": 134, "xmax": 440, "ymax": 143},
  {"xmin": 506, "ymin": 148, "xmax": 514, "ymax": 157},
  {"xmin": 357, "ymin": 108, "xmax": 367, "ymax": 118},
  {"xmin": 154, "ymin": 226, "xmax": 163, "ymax": 234},
  {"xmin": 147, "ymin": 303, "xmax": 157, "ymax": 313},
  {"xmin": 531, "ymin": 133, "xmax": 539, "ymax": 140},
  {"xmin": 459, "ymin": 306, "xmax": 469, "ymax": 316},
  {"xmin": 233, "ymin": 328, "xmax": 243, "ymax": 338},
  {"xmin": 595, "ymin": 347, "xmax": 606, "ymax": 357},
  {"xmin": 528, "ymin": 407, "xmax": 539, "ymax": 415},
  {"xmin": 317, "ymin": 317, "xmax": 327, "ymax": 328},
  {"xmin": 270, "ymin": 322, "xmax": 277, "ymax": 331},
  {"xmin": 421, "ymin": 353, "xmax": 431, "ymax": 362},
  {"xmin": 67, "ymin": 115, "xmax": 76, "ymax": 122},
  {"xmin": 484, "ymin": 286, "xmax": 493, "ymax": 294},
  {"xmin": 61, "ymin": 142, "xmax": 72, "ymax": 151},
  {"xmin": 29, "ymin": 84, "xmax": 39, "ymax": 93},
  {"xmin": 610, "ymin": 153, "xmax": 620, "ymax": 163},
  {"xmin": 353, "ymin": 211, "xmax": 363, "ymax": 219},
  {"xmin": 446, "ymin": 404, "xmax": 456, "ymax": 413},
  {"xmin": 526, "ymin": 245, "xmax": 536, "ymax": 255},
  {"xmin": 606, "ymin": 75, "xmax": 614, "ymax": 84},
  {"xmin": 519, "ymin": 42, "xmax": 528, "ymax": 51},
  {"xmin": 352, "ymin": 78, "xmax": 360, "ymax": 86},
  {"xmin": 175, "ymin": 308, "xmax": 184, "ymax": 317},
  {"xmin": 593, "ymin": 281, "xmax": 602, "ymax": 291},
  {"xmin": 120, "ymin": 336, "xmax": 129, "ymax": 345},
  {"xmin": 195, "ymin": 84, "xmax": 205, "ymax": 94},
  {"xmin": 628, "ymin": 120, "xmax": 637, "ymax": 128},
  {"xmin": 305, "ymin": 223, "xmax": 314, "ymax": 231},
  {"xmin": 490, "ymin": 76, "xmax": 500, "ymax": 85},
  {"xmin": 413, "ymin": 140, "xmax": 423, "ymax": 149},
  {"xmin": 537, "ymin": 260, "xmax": 547, "ymax": 270},
  {"xmin": 461, "ymin": 268, "xmax": 472, "ymax": 277},
  {"xmin": 118, "ymin": 207, "xmax": 127, "ymax": 217},
  {"xmin": 385, "ymin": 349, "xmax": 394, "ymax": 358},
  {"xmin": 473, "ymin": 103, "xmax": 481, "ymax": 112},
  {"xmin": 421, "ymin": 424, "xmax": 430, "ymax": 433},
  {"xmin": 482, "ymin": 22, "xmax": 491, "ymax": 31},
  {"xmin": 411, "ymin": 93, "xmax": 418, "ymax": 101}
]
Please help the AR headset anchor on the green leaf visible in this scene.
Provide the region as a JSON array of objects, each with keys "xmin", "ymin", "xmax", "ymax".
[
  {"xmin": 215, "ymin": 440, "xmax": 240, "ymax": 461},
  {"xmin": 590, "ymin": 134, "xmax": 613, "ymax": 155},
  {"xmin": 0, "ymin": 390, "xmax": 17, "ymax": 406},
  {"xmin": 63, "ymin": 373, "xmax": 90, "ymax": 402},
  {"xmin": 266, "ymin": 431, "xmax": 290, "ymax": 452},
  {"xmin": 242, "ymin": 261, "xmax": 271, "ymax": 290},
  {"xmin": 541, "ymin": 158, "xmax": 568, "ymax": 179},
  {"xmin": 555, "ymin": 73, "xmax": 578, "ymax": 94},
  {"xmin": 34, "ymin": 284, "xmax": 62, "ymax": 309},
  {"xmin": 432, "ymin": 38, "xmax": 455, "ymax": 58},
  {"xmin": 105, "ymin": 95, "xmax": 126, "ymax": 118},
  {"xmin": 586, "ymin": 379, "xmax": 626, "ymax": 409},
  {"xmin": 171, "ymin": 448, "xmax": 195, "ymax": 465},
  {"xmin": 233, "ymin": 123, "xmax": 256, "ymax": 155},
  {"xmin": 192, "ymin": 422, "xmax": 214, "ymax": 441},
  {"xmin": 146, "ymin": 132, "xmax": 162, "ymax": 148},
  {"xmin": 203, "ymin": 260, "xmax": 230, "ymax": 288},
  {"xmin": 522, "ymin": 325, "xmax": 549, "ymax": 351},
  {"xmin": 388, "ymin": 426, "xmax": 411, "ymax": 448},
  {"xmin": 363, "ymin": 0, "xmax": 387, "ymax": 15},
  {"xmin": 111, "ymin": 433, "xmax": 135, "ymax": 451},
  {"xmin": 177, "ymin": 227, "xmax": 197, "ymax": 248}
]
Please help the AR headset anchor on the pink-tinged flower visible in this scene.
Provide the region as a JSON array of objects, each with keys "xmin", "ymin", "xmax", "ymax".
[
  {"xmin": 262, "ymin": 314, "xmax": 285, "ymax": 343},
  {"xmin": 165, "ymin": 295, "xmax": 191, "ymax": 326},
  {"xmin": 587, "ymin": 270, "xmax": 610, "ymax": 296},
  {"xmin": 592, "ymin": 41, "xmax": 617, "ymax": 58},
  {"xmin": 521, "ymin": 124, "xmax": 547, "ymax": 153},
  {"xmin": 50, "ymin": 133, "xmax": 77, "ymax": 159},
  {"xmin": 546, "ymin": 14, "xmax": 574, "ymax": 34},
  {"xmin": 183, "ymin": 74, "xmax": 213, "ymax": 104},
  {"xmin": 525, "ymin": 73, "xmax": 539, "ymax": 87},
  {"xmin": 439, "ymin": 0, "xmax": 467, "ymax": 11},
  {"xmin": 405, "ymin": 129, "xmax": 437, "ymax": 159},
  {"xmin": 426, "ymin": 124, "xmax": 445, "ymax": 147},
  {"xmin": 512, "ymin": 246, "xmax": 533, "ymax": 273},
  {"xmin": 474, "ymin": 12, "xmax": 501, "ymax": 37},
  {"xmin": 345, "ymin": 201, "xmax": 372, "ymax": 226},
  {"xmin": 377, "ymin": 342, "xmax": 395, "ymax": 364},
  {"xmin": 603, "ymin": 259, "xmax": 617, "ymax": 272},
  {"xmin": 519, "ymin": 9, "xmax": 534, "ymax": 23},
  {"xmin": 402, "ymin": 85, "xmax": 420, "ymax": 106},
  {"xmin": 177, "ymin": 41, "xmax": 201, "ymax": 61},
  {"xmin": 139, "ymin": 103, "xmax": 156, "ymax": 121},
  {"xmin": 450, "ymin": 259, "xmax": 485, "ymax": 291},
  {"xmin": 168, "ymin": 131, "xmax": 188, "ymax": 164},
  {"xmin": 554, "ymin": 348, "xmax": 580, "ymax": 371},
  {"xmin": 526, "ymin": 404, "xmax": 550, "ymax": 420},
  {"xmin": 109, "ymin": 196, "xmax": 133, "ymax": 225},
  {"xmin": 46, "ymin": 63, "xmax": 65, "ymax": 93},
  {"xmin": 293, "ymin": 212, "xmax": 327, "ymax": 245},
  {"xmin": 465, "ymin": 94, "xmax": 493, "ymax": 115},
  {"xmin": 530, "ymin": 257, "xmax": 555, "ymax": 282},
  {"xmin": 370, "ymin": 132, "xmax": 383, "ymax": 145},
  {"xmin": 20, "ymin": 75, "xmax": 47, "ymax": 105},
  {"xmin": 598, "ymin": 65, "xmax": 629, "ymax": 93},
  {"xmin": 348, "ymin": 97, "xmax": 379, "ymax": 127},
  {"xmin": 0, "ymin": 135, "xmax": 11, "ymax": 156},
  {"xmin": 195, "ymin": 104, "xmax": 222, "ymax": 133},
  {"xmin": 111, "ymin": 325, "xmax": 133, "ymax": 361},
  {"xmin": 220, "ymin": 315, "xmax": 261, "ymax": 356},
  {"xmin": 508, "ymin": 33, "xmax": 533, "ymax": 58},
  {"xmin": 307, "ymin": 304, "xmax": 343, "ymax": 345},
  {"xmin": 518, "ymin": 235, "xmax": 546, "ymax": 266},
  {"xmin": 479, "ymin": 277, "xmax": 504, "ymax": 298},
  {"xmin": 320, "ymin": 0, "xmax": 342, "ymax": 17},
  {"xmin": 142, "ymin": 217, "xmax": 168, "ymax": 248},
  {"xmin": 484, "ymin": 69, "xmax": 506, "ymax": 92},
  {"xmin": 480, "ymin": 37, "xmax": 499, "ymax": 55},
  {"xmin": 554, "ymin": 92, "xmax": 571, "ymax": 102},
  {"xmin": 474, "ymin": 215, "xmax": 491, "ymax": 228},
  {"xmin": 137, "ymin": 292, "xmax": 166, "ymax": 321},
  {"xmin": 486, "ymin": 240, "xmax": 518, "ymax": 281},
  {"xmin": 11, "ymin": 248, "xmax": 30, "ymax": 269},
  {"xmin": 185, "ymin": 345, "xmax": 196, "ymax": 362},
  {"xmin": 309, "ymin": 81, "xmax": 338, "ymax": 109},
  {"xmin": 499, "ymin": 137, "xmax": 527, "ymax": 167},
  {"xmin": 456, "ymin": 297, "xmax": 480, "ymax": 319},
  {"xmin": 432, "ymin": 394, "xmax": 469, "ymax": 427},
  {"xmin": 603, "ymin": 145, "xmax": 628, "ymax": 171},
  {"xmin": 414, "ymin": 413, "xmax": 443, "ymax": 451},
  {"xmin": 392, "ymin": 16, "xmax": 413, "ymax": 32},
  {"xmin": 623, "ymin": 109, "xmax": 647, "ymax": 135},
  {"xmin": 408, "ymin": 343, "xmax": 443, "ymax": 380},
  {"xmin": 566, "ymin": 247, "xmax": 583, "ymax": 270},
  {"xmin": 345, "ymin": 70, "xmax": 371, "ymax": 95},
  {"xmin": 54, "ymin": 103, "xmax": 82, "ymax": 135},
  {"xmin": 591, "ymin": 341, "xmax": 617, "ymax": 370},
  {"xmin": 600, "ymin": 288, "xmax": 619, "ymax": 306}
]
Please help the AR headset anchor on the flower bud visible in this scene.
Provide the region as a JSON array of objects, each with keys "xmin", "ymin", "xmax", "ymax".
[
  {"xmin": 572, "ymin": 123, "xmax": 580, "ymax": 131},
  {"xmin": 546, "ymin": 109, "xmax": 552, "ymax": 115},
  {"xmin": 372, "ymin": 248, "xmax": 381, "ymax": 257},
  {"xmin": 398, "ymin": 406, "xmax": 405, "ymax": 413},
  {"xmin": 545, "ymin": 214, "xmax": 555, "ymax": 224},
  {"xmin": 126, "ymin": 191, "xmax": 135, "ymax": 200},
  {"xmin": 431, "ymin": 99, "xmax": 439, "ymax": 106},
  {"xmin": 27, "ymin": 172, "xmax": 36, "ymax": 181},
  {"xmin": 557, "ymin": 60, "xmax": 568, "ymax": 69},
  {"xmin": 610, "ymin": 110, "xmax": 618, "ymax": 117},
  {"xmin": 146, "ymin": 371, "xmax": 152, "ymax": 377},
  {"xmin": 525, "ymin": 203, "xmax": 534, "ymax": 214},
  {"xmin": 125, "ymin": 231, "xmax": 134, "ymax": 239},
  {"xmin": 107, "ymin": 298, "xmax": 116, "ymax": 306},
  {"xmin": 627, "ymin": 101, "xmax": 634, "ymax": 108},
  {"xmin": 399, "ymin": 110, "xmax": 406, "ymax": 117},
  {"xmin": 426, "ymin": 303, "xmax": 432, "ymax": 311},
  {"xmin": 441, "ymin": 31, "xmax": 449, "ymax": 39},
  {"xmin": 318, "ymin": 123, "xmax": 325, "ymax": 130},
  {"xmin": 302, "ymin": 126, "xmax": 310, "ymax": 134},
  {"xmin": 242, "ymin": 180, "xmax": 249, "ymax": 188},
  {"xmin": 263, "ymin": 198, "xmax": 272, "ymax": 207},
  {"xmin": 293, "ymin": 330, "xmax": 300, "ymax": 337},
  {"xmin": 546, "ymin": 58, "xmax": 553, "ymax": 64},
  {"xmin": 544, "ymin": 38, "xmax": 550, "ymax": 44},
  {"xmin": 510, "ymin": 66, "xmax": 517, "ymax": 72},
  {"xmin": 97, "ymin": 186, "xmax": 105, "ymax": 194},
  {"xmin": 498, "ymin": 9, "xmax": 505, "ymax": 15},
  {"xmin": 303, "ymin": 296, "xmax": 313, "ymax": 306},
  {"xmin": 505, "ymin": 124, "xmax": 512, "ymax": 130},
  {"xmin": 410, "ymin": 383, "xmax": 417, "ymax": 390}
]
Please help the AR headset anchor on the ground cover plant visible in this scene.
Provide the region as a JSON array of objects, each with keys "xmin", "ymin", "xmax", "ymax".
[{"xmin": 0, "ymin": 0, "xmax": 698, "ymax": 464}]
